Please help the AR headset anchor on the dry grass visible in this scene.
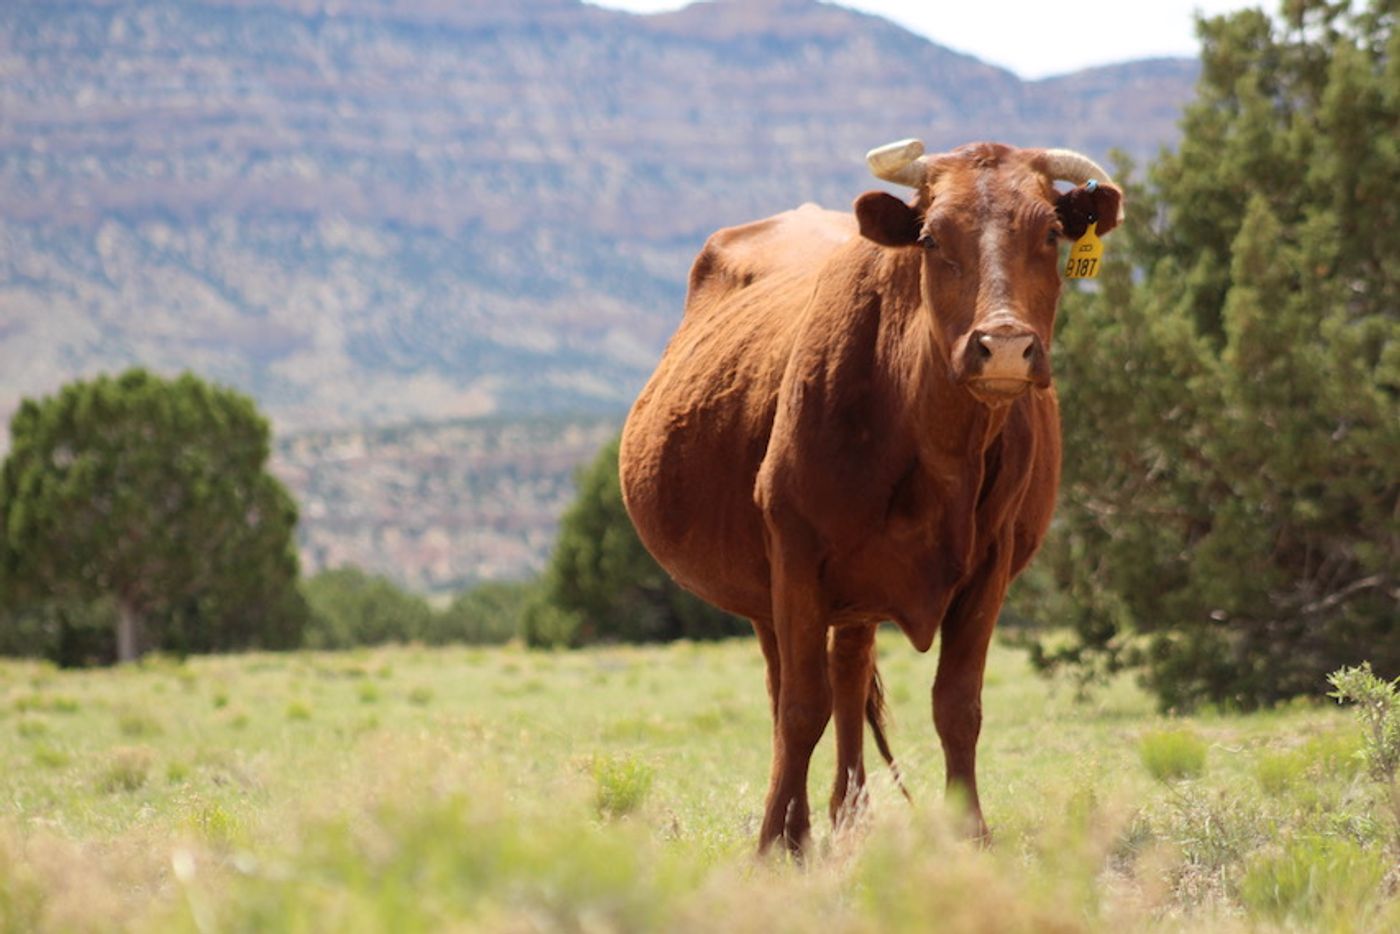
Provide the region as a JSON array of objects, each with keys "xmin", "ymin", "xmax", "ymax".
[{"xmin": 1, "ymin": 637, "xmax": 1395, "ymax": 932}]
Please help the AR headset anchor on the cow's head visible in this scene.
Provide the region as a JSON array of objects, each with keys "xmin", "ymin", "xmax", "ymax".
[{"xmin": 854, "ymin": 140, "xmax": 1123, "ymax": 405}]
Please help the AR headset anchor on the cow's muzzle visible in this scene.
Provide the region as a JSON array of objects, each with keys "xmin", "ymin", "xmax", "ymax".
[{"xmin": 956, "ymin": 325, "xmax": 1051, "ymax": 401}]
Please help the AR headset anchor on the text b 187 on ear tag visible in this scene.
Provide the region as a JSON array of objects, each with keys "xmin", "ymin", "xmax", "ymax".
[{"xmin": 1065, "ymin": 222, "xmax": 1103, "ymax": 279}]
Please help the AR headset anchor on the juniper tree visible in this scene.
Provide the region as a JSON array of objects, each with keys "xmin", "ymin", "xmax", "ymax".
[
  {"xmin": 542, "ymin": 436, "xmax": 745, "ymax": 645},
  {"xmin": 1030, "ymin": 0, "xmax": 1399, "ymax": 708},
  {"xmin": 0, "ymin": 369, "xmax": 307, "ymax": 662}
]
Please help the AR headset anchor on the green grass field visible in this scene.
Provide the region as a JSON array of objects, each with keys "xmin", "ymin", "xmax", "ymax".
[{"xmin": 2, "ymin": 635, "xmax": 1395, "ymax": 932}]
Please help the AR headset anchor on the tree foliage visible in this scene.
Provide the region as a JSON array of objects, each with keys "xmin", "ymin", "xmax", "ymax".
[
  {"xmin": 427, "ymin": 580, "xmax": 536, "ymax": 646},
  {"xmin": 537, "ymin": 437, "xmax": 747, "ymax": 647},
  {"xmin": 301, "ymin": 567, "xmax": 436, "ymax": 649},
  {"xmin": 1032, "ymin": 0, "xmax": 1399, "ymax": 708},
  {"xmin": 0, "ymin": 369, "xmax": 308, "ymax": 662}
]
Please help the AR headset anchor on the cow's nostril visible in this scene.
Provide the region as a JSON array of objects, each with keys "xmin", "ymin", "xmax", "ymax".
[
  {"xmin": 977, "ymin": 341, "xmax": 993, "ymax": 359},
  {"xmin": 1022, "ymin": 343, "xmax": 1034, "ymax": 359}
]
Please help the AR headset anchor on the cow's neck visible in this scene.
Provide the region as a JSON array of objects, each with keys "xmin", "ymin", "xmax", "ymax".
[{"xmin": 923, "ymin": 377, "xmax": 1011, "ymax": 457}]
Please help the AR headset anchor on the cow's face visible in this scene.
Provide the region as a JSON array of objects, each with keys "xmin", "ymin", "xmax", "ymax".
[{"xmin": 856, "ymin": 144, "xmax": 1121, "ymax": 405}]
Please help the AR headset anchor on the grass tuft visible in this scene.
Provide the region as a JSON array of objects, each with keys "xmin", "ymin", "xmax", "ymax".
[
  {"xmin": 117, "ymin": 710, "xmax": 164, "ymax": 738},
  {"xmin": 16, "ymin": 717, "xmax": 49, "ymax": 739},
  {"xmin": 1139, "ymin": 728, "xmax": 1208, "ymax": 781},
  {"xmin": 1240, "ymin": 834, "xmax": 1388, "ymax": 924},
  {"xmin": 183, "ymin": 800, "xmax": 247, "ymax": 847},
  {"xmin": 98, "ymin": 746, "xmax": 154, "ymax": 793},
  {"xmin": 32, "ymin": 745, "xmax": 71, "ymax": 769},
  {"xmin": 14, "ymin": 694, "xmax": 80, "ymax": 715},
  {"xmin": 592, "ymin": 755, "xmax": 654, "ymax": 819}
]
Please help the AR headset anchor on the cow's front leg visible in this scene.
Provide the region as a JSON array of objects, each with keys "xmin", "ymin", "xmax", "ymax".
[{"xmin": 932, "ymin": 549, "xmax": 1012, "ymax": 844}]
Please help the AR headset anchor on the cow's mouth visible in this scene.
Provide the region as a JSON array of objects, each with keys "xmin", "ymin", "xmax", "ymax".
[{"xmin": 968, "ymin": 377, "xmax": 1034, "ymax": 402}]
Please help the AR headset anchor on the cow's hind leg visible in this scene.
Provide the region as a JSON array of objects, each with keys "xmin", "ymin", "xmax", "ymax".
[
  {"xmin": 752, "ymin": 619, "xmax": 779, "ymax": 720},
  {"xmin": 756, "ymin": 536, "xmax": 831, "ymax": 858},
  {"xmin": 828, "ymin": 623, "xmax": 876, "ymax": 830}
]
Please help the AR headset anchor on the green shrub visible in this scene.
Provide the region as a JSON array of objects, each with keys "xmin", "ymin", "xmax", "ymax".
[
  {"xmin": 1254, "ymin": 750, "xmax": 1302, "ymax": 797},
  {"xmin": 1328, "ymin": 663, "xmax": 1400, "ymax": 784},
  {"xmin": 117, "ymin": 710, "xmax": 163, "ymax": 738},
  {"xmin": 203, "ymin": 796, "xmax": 678, "ymax": 931},
  {"xmin": 31, "ymin": 745, "xmax": 70, "ymax": 769},
  {"xmin": 98, "ymin": 746, "xmax": 154, "ymax": 793},
  {"xmin": 426, "ymin": 580, "xmax": 535, "ymax": 645},
  {"xmin": 542, "ymin": 438, "xmax": 747, "ymax": 645},
  {"xmin": 302, "ymin": 567, "xmax": 433, "ymax": 649},
  {"xmin": 1139, "ymin": 729, "xmax": 1207, "ymax": 781},
  {"xmin": 185, "ymin": 801, "xmax": 246, "ymax": 848},
  {"xmin": 521, "ymin": 600, "xmax": 582, "ymax": 649},
  {"xmin": 14, "ymin": 694, "xmax": 79, "ymax": 715},
  {"xmin": 592, "ymin": 756, "xmax": 653, "ymax": 819},
  {"xmin": 1256, "ymin": 730, "xmax": 1363, "ymax": 798},
  {"xmin": 1240, "ymin": 835, "xmax": 1387, "ymax": 923}
]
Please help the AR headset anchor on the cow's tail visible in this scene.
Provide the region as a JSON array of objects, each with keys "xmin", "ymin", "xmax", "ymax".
[{"xmin": 866, "ymin": 664, "xmax": 912, "ymax": 803}]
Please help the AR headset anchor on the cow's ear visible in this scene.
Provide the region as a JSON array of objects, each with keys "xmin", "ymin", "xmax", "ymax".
[
  {"xmin": 1055, "ymin": 183, "xmax": 1124, "ymax": 239},
  {"xmin": 855, "ymin": 191, "xmax": 922, "ymax": 247}
]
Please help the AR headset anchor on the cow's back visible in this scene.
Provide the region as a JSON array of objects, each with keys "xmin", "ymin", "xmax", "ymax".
[{"xmin": 619, "ymin": 204, "xmax": 855, "ymax": 620}]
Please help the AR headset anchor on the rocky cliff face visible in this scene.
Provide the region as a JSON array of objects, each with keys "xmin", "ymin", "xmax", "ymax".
[{"xmin": 0, "ymin": 0, "xmax": 1197, "ymax": 433}]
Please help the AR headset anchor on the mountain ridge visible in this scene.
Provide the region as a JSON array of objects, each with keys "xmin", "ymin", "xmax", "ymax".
[{"xmin": 0, "ymin": 0, "xmax": 1198, "ymax": 435}]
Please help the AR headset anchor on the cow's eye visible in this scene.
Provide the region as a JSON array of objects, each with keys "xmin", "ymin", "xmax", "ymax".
[
  {"xmin": 918, "ymin": 234, "xmax": 938, "ymax": 250},
  {"xmin": 1045, "ymin": 228, "xmax": 1061, "ymax": 245}
]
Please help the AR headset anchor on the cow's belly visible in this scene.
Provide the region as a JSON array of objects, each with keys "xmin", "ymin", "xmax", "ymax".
[
  {"xmin": 619, "ymin": 323, "xmax": 796, "ymax": 621},
  {"xmin": 620, "ymin": 383, "xmax": 776, "ymax": 621}
]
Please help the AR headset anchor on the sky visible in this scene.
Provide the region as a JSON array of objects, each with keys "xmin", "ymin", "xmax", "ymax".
[{"xmin": 584, "ymin": 0, "xmax": 1266, "ymax": 79}]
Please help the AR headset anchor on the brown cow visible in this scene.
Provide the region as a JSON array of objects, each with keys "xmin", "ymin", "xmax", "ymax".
[{"xmin": 618, "ymin": 139, "xmax": 1123, "ymax": 856}]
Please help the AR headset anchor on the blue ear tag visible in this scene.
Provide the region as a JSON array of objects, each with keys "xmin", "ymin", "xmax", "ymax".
[{"xmin": 1085, "ymin": 179, "xmax": 1099, "ymax": 193}]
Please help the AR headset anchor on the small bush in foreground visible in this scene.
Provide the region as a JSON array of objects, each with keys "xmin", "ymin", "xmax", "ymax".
[
  {"xmin": 193, "ymin": 796, "xmax": 684, "ymax": 932},
  {"xmin": 1240, "ymin": 835, "xmax": 1387, "ymax": 924},
  {"xmin": 592, "ymin": 755, "xmax": 654, "ymax": 819},
  {"xmin": 1139, "ymin": 729, "xmax": 1207, "ymax": 782},
  {"xmin": 1329, "ymin": 662, "xmax": 1400, "ymax": 843},
  {"xmin": 1328, "ymin": 663, "xmax": 1400, "ymax": 784}
]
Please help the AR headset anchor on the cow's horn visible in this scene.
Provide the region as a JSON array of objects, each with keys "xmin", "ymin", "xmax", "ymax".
[
  {"xmin": 866, "ymin": 138, "xmax": 931, "ymax": 188},
  {"xmin": 1042, "ymin": 149, "xmax": 1126, "ymax": 223}
]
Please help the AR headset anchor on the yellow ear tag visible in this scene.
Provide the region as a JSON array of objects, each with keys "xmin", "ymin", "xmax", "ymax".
[{"xmin": 1064, "ymin": 222, "xmax": 1103, "ymax": 279}]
